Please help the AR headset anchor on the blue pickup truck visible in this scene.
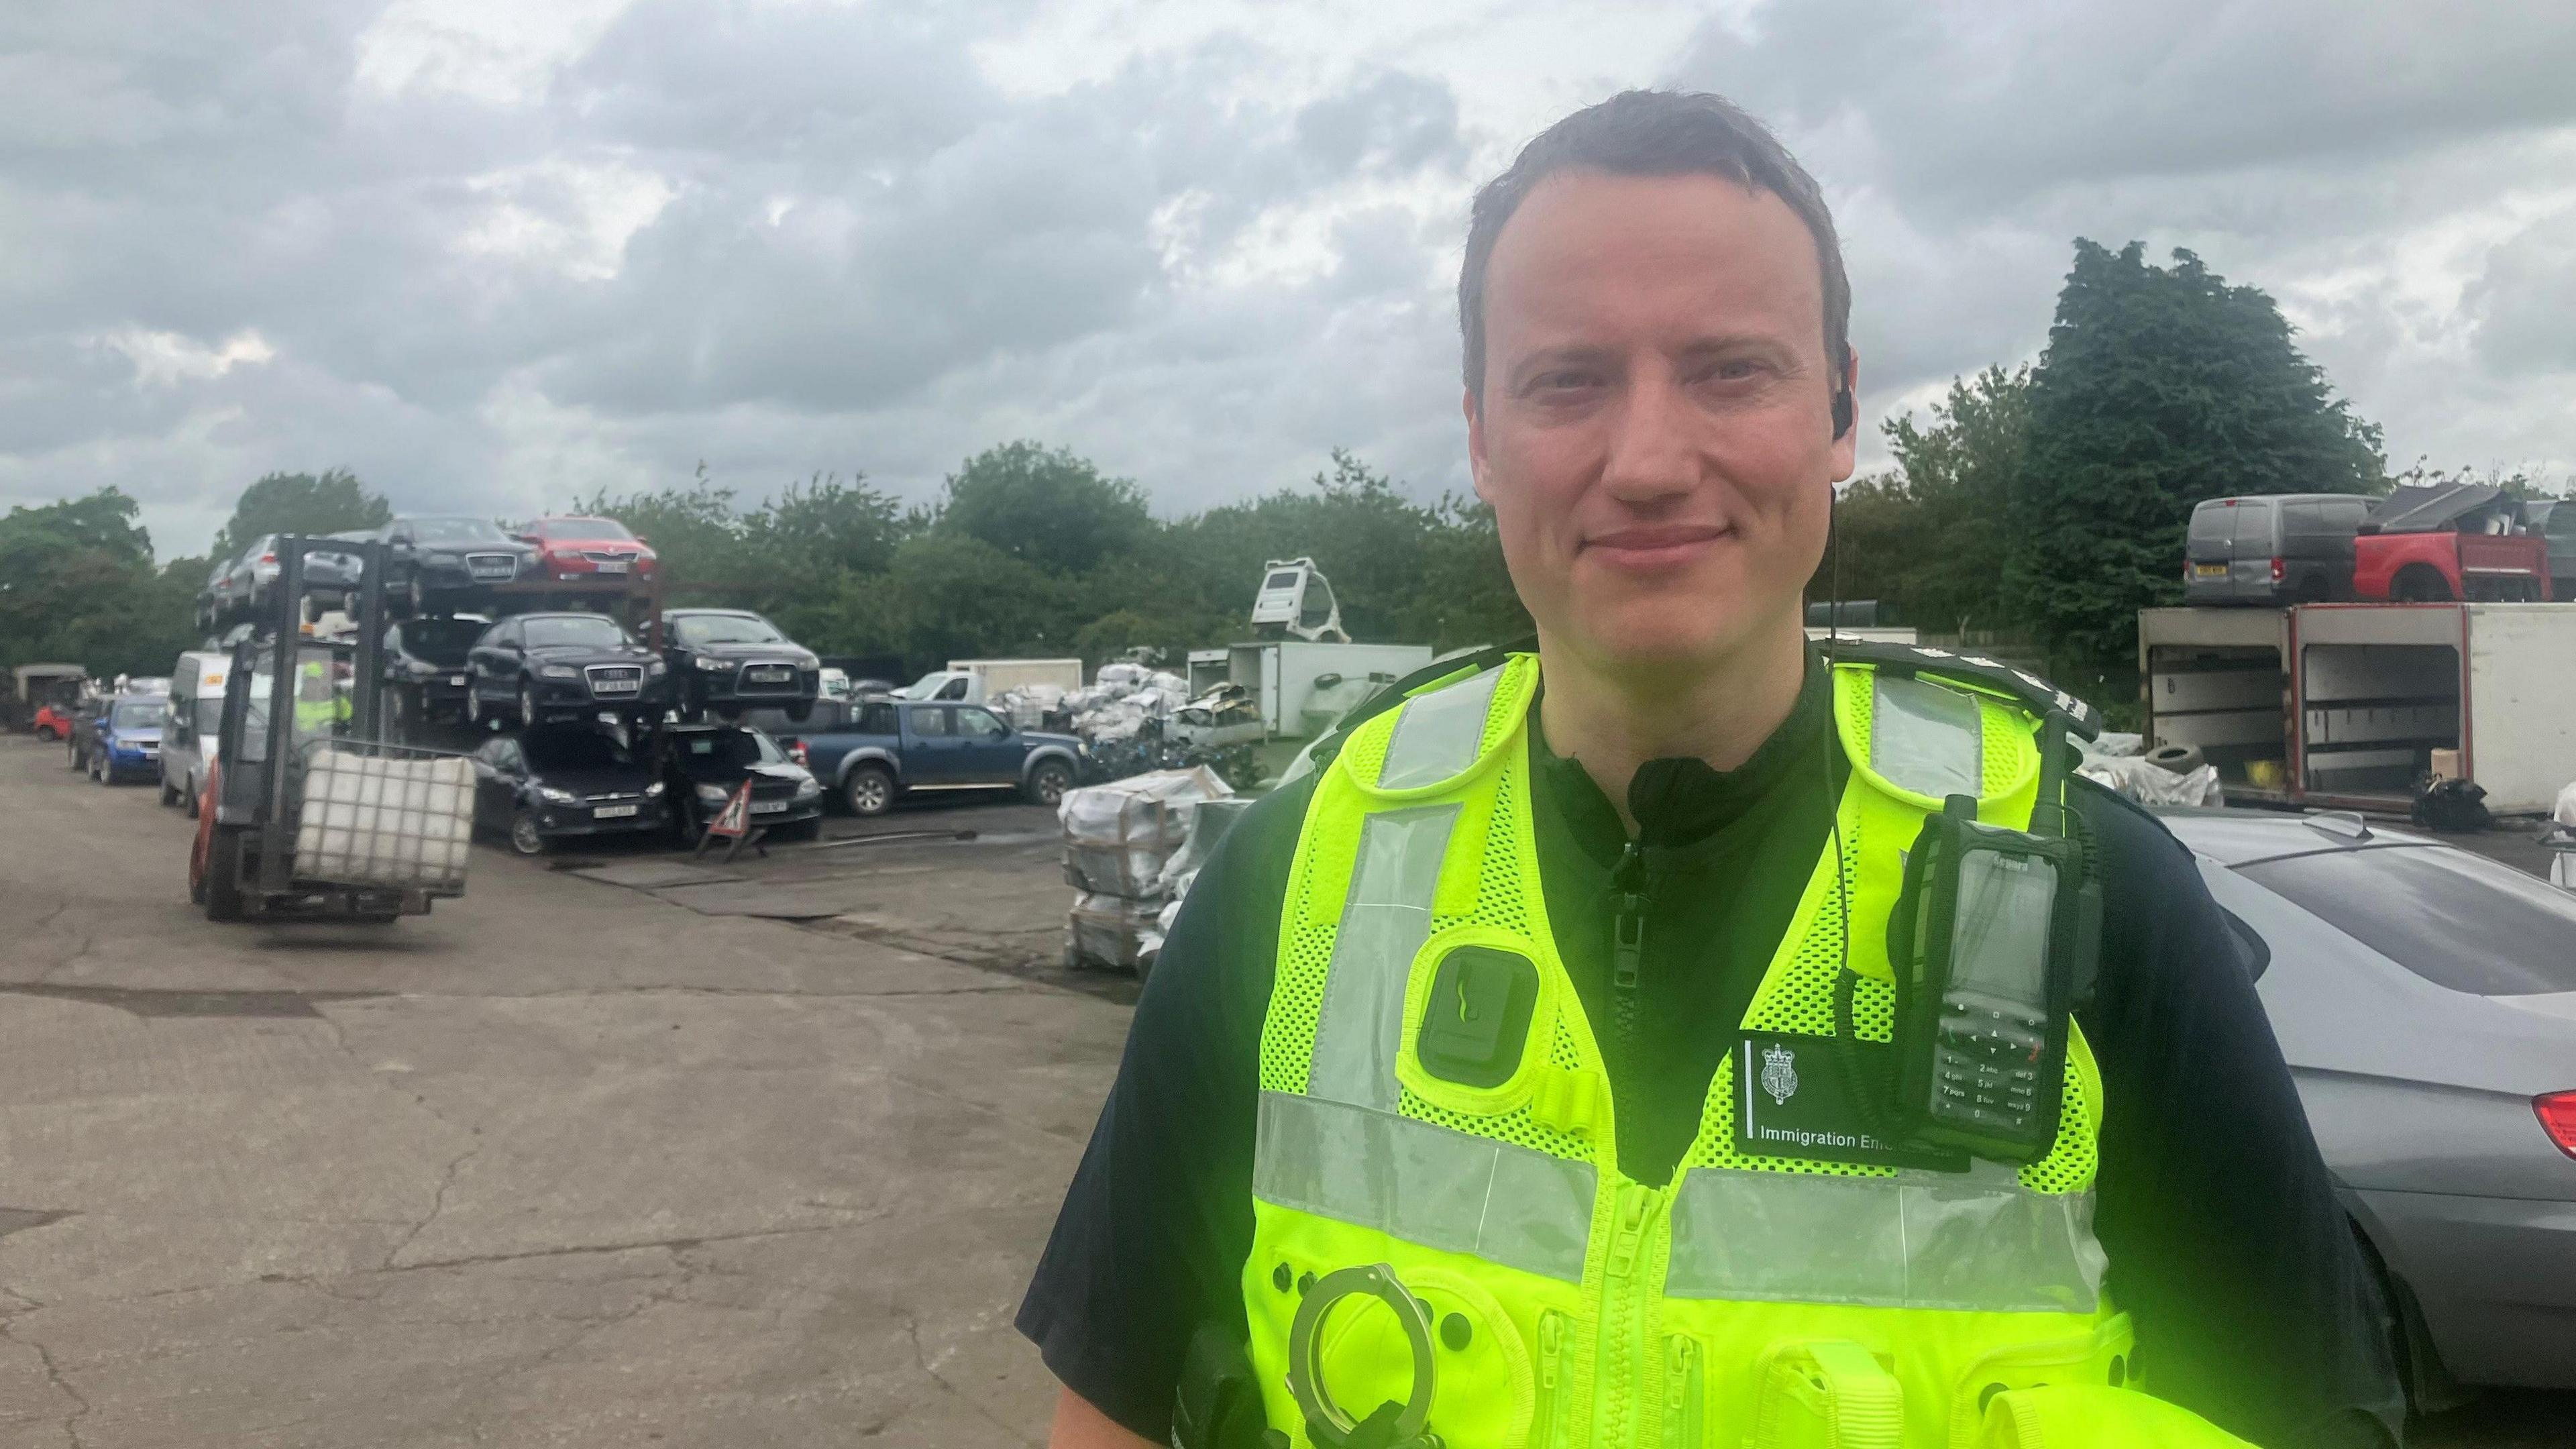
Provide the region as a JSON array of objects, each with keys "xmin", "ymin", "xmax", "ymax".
[{"xmin": 801, "ymin": 697, "xmax": 1083, "ymax": 816}]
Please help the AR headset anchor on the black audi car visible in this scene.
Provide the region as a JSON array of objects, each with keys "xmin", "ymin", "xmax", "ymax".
[
  {"xmin": 659, "ymin": 722, "xmax": 824, "ymax": 841},
  {"xmin": 382, "ymin": 614, "xmax": 487, "ymax": 733},
  {"xmin": 660, "ymin": 609, "xmax": 822, "ymax": 721},
  {"xmin": 470, "ymin": 728, "xmax": 667, "ymax": 855},
  {"xmin": 464, "ymin": 612, "xmax": 673, "ymax": 727},
  {"xmin": 380, "ymin": 516, "xmax": 537, "ymax": 616}
]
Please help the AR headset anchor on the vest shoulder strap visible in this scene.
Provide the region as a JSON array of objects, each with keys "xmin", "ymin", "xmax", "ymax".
[{"xmin": 1824, "ymin": 640, "xmax": 2100, "ymax": 741}]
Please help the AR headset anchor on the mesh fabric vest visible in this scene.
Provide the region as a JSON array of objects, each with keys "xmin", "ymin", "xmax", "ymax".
[{"xmin": 1241, "ymin": 653, "xmax": 2250, "ymax": 1449}]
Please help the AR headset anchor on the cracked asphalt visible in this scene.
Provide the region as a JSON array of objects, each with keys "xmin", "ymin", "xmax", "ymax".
[{"xmin": 0, "ymin": 735, "xmax": 1128, "ymax": 1447}]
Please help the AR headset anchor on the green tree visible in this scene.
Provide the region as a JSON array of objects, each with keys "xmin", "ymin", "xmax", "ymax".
[
  {"xmin": 211, "ymin": 470, "xmax": 389, "ymax": 562},
  {"xmin": 1815, "ymin": 366, "xmax": 2033, "ymax": 635},
  {"xmin": 934, "ymin": 441, "xmax": 1152, "ymax": 576},
  {"xmin": 0, "ymin": 488, "xmax": 199, "ymax": 678},
  {"xmin": 2008, "ymin": 241, "xmax": 2384, "ymax": 688}
]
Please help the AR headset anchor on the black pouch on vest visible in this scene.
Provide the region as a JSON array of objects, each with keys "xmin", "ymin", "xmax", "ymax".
[
  {"xmin": 1415, "ymin": 945, "xmax": 1540, "ymax": 1089},
  {"xmin": 1172, "ymin": 1322, "xmax": 1276, "ymax": 1449}
]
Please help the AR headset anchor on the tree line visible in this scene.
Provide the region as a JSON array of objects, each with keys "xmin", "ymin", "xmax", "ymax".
[{"xmin": 8, "ymin": 236, "xmax": 2550, "ymax": 707}]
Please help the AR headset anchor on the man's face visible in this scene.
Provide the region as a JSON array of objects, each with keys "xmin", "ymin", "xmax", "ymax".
[{"xmin": 1467, "ymin": 169, "xmax": 1855, "ymax": 675}]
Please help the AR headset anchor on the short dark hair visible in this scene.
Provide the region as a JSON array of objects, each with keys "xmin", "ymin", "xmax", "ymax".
[{"xmin": 1458, "ymin": 89, "xmax": 1849, "ymax": 401}]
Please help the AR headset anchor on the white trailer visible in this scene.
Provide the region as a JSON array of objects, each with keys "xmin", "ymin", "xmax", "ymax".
[
  {"xmin": 1228, "ymin": 641, "xmax": 1436, "ymax": 738},
  {"xmin": 2139, "ymin": 603, "xmax": 2576, "ymax": 814},
  {"xmin": 907, "ymin": 657, "xmax": 1085, "ymax": 704}
]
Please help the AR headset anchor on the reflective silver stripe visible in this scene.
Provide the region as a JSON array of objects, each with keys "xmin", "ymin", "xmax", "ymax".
[
  {"xmin": 1871, "ymin": 673, "xmax": 1984, "ymax": 800},
  {"xmin": 1377, "ymin": 667, "xmax": 1502, "ymax": 789},
  {"xmin": 1666, "ymin": 1163, "xmax": 2105, "ymax": 1311},
  {"xmin": 1254, "ymin": 1091, "xmax": 1595, "ymax": 1283},
  {"xmin": 1305, "ymin": 805, "xmax": 1458, "ymax": 1110}
]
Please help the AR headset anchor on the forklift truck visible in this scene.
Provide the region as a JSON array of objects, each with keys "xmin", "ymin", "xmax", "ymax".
[{"xmin": 189, "ymin": 536, "xmax": 476, "ymax": 922}]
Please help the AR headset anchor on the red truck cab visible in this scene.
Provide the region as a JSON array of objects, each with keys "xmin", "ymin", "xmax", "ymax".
[{"xmin": 2350, "ymin": 482, "xmax": 2549, "ymax": 603}]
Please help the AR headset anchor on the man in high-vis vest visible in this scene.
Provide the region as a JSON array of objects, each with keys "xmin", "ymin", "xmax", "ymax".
[{"xmin": 1022, "ymin": 91, "xmax": 2401, "ymax": 1449}]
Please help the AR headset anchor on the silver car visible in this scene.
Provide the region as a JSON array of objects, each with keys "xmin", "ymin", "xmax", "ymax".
[
  {"xmin": 223, "ymin": 532, "xmax": 366, "ymax": 624},
  {"xmin": 2162, "ymin": 809, "xmax": 2576, "ymax": 1396}
]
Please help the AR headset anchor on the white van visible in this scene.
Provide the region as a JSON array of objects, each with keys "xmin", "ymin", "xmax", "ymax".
[{"xmin": 158, "ymin": 650, "xmax": 231, "ymax": 814}]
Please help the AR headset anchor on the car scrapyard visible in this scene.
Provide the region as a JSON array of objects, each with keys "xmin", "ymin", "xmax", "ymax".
[{"xmin": 3, "ymin": 518, "xmax": 2573, "ymax": 1445}]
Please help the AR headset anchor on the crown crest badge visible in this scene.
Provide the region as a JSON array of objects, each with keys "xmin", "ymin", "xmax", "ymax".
[{"xmin": 1760, "ymin": 1042, "xmax": 1799, "ymax": 1106}]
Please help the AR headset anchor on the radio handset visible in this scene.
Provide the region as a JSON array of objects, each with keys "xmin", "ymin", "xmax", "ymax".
[{"xmin": 1882, "ymin": 712, "xmax": 2096, "ymax": 1165}]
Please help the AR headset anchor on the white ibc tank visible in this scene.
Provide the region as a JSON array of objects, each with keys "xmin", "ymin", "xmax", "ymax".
[{"xmin": 293, "ymin": 747, "xmax": 474, "ymax": 894}]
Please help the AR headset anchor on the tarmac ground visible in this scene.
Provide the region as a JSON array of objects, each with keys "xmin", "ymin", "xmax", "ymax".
[{"xmin": 0, "ymin": 731, "xmax": 2567, "ymax": 1447}]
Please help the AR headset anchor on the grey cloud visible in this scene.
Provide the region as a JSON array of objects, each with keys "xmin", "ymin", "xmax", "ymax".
[{"xmin": 2470, "ymin": 213, "xmax": 2576, "ymax": 377}]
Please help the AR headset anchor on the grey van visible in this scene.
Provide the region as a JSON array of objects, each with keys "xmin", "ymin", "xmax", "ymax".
[
  {"xmin": 157, "ymin": 650, "xmax": 231, "ymax": 815},
  {"xmin": 2184, "ymin": 494, "xmax": 2371, "ymax": 605}
]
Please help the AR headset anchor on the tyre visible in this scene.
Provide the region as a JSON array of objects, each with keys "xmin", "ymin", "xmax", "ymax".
[
  {"xmin": 160, "ymin": 775, "xmax": 179, "ymax": 807},
  {"xmin": 1024, "ymin": 758, "xmax": 1073, "ymax": 808},
  {"xmin": 185, "ymin": 775, "xmax": 201, "ymax": 819},
  {"xmin": 674, "ymin": 792, "xmax": 706, "ymax": 842},
  {"xmin": 508, "ymin": 807, "xmax": 549, "ymax": 856},
  {"xmin": 203, "ymin": 826, "xmax": 248, "ymax": 921},
  {"xmin": 843, "ymin": 764, "xmax": 894, "ymax": 818},
  {"xmin": 91, "ymin": 754, "xmax": 106, "ymax": 785},
  {"xmin": 2393, "ymin": 566, "xmax": 2452, "ymax": 603},
  {"xmin": 785, "ymin": 699, "xmax": 814, "ymax": 724},
  {"xmin": 32, "ymin": 724, "xmax": 54, "ymax": 742}
]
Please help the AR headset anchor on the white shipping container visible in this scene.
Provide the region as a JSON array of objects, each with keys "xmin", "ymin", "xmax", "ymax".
[{"xmin": 1226, "ymin": 641, "xmax": 1439, "ymax": 737}]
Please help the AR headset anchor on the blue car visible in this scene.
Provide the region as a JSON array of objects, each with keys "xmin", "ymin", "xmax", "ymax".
[{"xmin": 88, "ymin": 693, "xmax": 165, "ymax": 785}]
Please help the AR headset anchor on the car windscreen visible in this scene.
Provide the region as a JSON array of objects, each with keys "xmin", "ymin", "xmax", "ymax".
[
  {"xmin": 674, "ymin": 730, "xmax": 780, "ymax": 771},
  {"xmin": 111, "ymin": 702, "xmax": 161, "ymax": 729},
  {"xmin": 523, "ymin": 731, "xmax": 634, "ymax": 774},
  {"xmin": 2237, "ymin": 845, "xmax": 2576, "ymax": 996},
  {"xmin": 904, "ymin": 672, "xmax": 948, "ymax": 699},
  {"xmin": 551, "ymin": 518, "xmax": 634, "ymax": 541},
  {"xmin": 673, "ymin": 615, "xmax": 783, "ymax": 646},
  {"xmin": 400, "ymin": 619, "xmax": 485, "ymax": 663},
  {"xmin": 411, "ymin": 518, "xmax": 506, "ymax": 545},
  {"xmin": 522, "ymin": 616, "xmax": 630, "ymax": 649}
]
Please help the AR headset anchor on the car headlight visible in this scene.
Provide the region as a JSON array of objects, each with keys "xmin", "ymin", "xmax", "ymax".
[
  {"xmin": 539, "ymin": 665, "xmax": 578, "ymax": 680},
  {"xmin": 794, "ymin": 777, "xmax": 820, "ymax": 798},
  {"xmin": 645, "ymin": 781, "xmax": 665, "ymax": 797},
  {"xmin": 645, "ymin": 659, "xmax": 667, "ymax": 677},
  {"xmin": 695, "ymin": 784, "xmax": 729, "ymax": 804},
  {"xmin": 537, "ymin": 786, "xmax": 578, "ymax": 804},
  {"xmin": 693, "ymin": 656, "xmax": 729, "ymax": 671}
]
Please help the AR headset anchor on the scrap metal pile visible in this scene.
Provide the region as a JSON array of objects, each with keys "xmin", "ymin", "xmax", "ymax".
[
  {"xmin": 998, "ymin": 663, "xmax": 1265, "ymax": 790},
  {"xmin": 1057, "ymin": 767, "xmax": 1248, "ymax": 976}
]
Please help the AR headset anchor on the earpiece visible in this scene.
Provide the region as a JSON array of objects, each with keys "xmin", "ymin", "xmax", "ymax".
[{"xmin": 1831, "ymin": 390, "xmax": 1855, "ymax": 439}]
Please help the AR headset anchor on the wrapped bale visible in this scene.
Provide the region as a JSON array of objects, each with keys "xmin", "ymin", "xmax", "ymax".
[
  {"xmin": 293, "ymin": 747, "xmax": 475, "ymax": 894},
  {"xmin": 1067, "ymin": 891, "xmax": 1167, "ymax": 973}
]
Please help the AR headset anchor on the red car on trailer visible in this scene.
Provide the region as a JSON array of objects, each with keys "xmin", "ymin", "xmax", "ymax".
[{"xmin": 520, "ymin": 517, "xmax": 659, "ymax": 585}]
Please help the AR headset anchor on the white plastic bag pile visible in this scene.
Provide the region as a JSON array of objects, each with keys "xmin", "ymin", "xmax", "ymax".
[
  {"xmin": 988, "ymin": 683, "xmax": 1065, "ymax": 731},
  {"xmin": 2073, "ymin": 731, "xmax": 2225, "ymax": 808},
  {"xmin": 1059, "ymin": 767, "xmax": 1235, "ymax": 973},
  {"xmin": 1058, "ymin": 666, "xmax": 1200, "ymax": 747}
]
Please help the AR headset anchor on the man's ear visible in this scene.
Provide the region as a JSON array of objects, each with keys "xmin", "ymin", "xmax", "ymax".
[
  {"xmin": 1829, "ymin": 347, "xmax": 1860, "ymax": 483},
  {"xmin": 1464, "ymin": 386, "xmax": 1494, "ymax": 504}
]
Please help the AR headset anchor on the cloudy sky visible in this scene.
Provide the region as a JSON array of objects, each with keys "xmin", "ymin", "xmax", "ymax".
[{"xmin": 6, "ymin": 0, "xmax": 2573, "ymax": 559}]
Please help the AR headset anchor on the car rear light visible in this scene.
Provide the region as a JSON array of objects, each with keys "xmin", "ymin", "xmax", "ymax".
[
  {"xmin": 2538, "ymin": 1091, "xmax": 2576, "ymax": 1160},
  {"xmin": 2269, "ymin": 556, "xmax": 2285, "ymax": 583},
  {"xmin": 788, "ymin": 740, "xmax": 808, "ymax": 765},
  {"xmin": 260, "ymin": 552, "xmax": 276, "ymax": 565}
]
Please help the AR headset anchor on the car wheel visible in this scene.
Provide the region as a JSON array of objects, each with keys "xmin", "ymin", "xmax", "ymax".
[
  {"xmin": 32, "ymin": 724, "xmax": 52, "ymax": 742},
  {"xmin": 2393, "ymin": 566, "xmax": 2452, "ymax": 603},
  {"xmin": 1025, "ymin": 758, "xmax": 1073, "ymax": 808},
  {"xmin": 186, "ymin": 775, "xmax": 201, "ymax": 818},
  {"xmin": 160, "ymin": 776, "xmax": 178, "ymax": 807},
  {"xmin": 508, "ymin": 808, "xmax": 548, "ymax": 857},
  {"xmin": 843, "ymin": 765, "xmax": 894, "ymax": 817},
  {"xmin": 785, "ymin": 699, "xmax": 813, "ymax": 724},
  {"xmin": 518, "ymin": 680, "xmax": 538, "ymax": 727}
]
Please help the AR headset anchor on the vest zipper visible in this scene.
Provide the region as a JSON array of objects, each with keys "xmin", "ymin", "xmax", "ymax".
[
  {"xmin": 1662, "ymin": 1335, "xmax": 1703, "ymax": 1448},
  {"xmin": 1533, "ymin": 1309, "xmax": 1571, "ymax": 1448},
  {"xmin": 1595, "ymin": 1182, "xmax": 1657, "ymax": 1447},
  {"xmin": 1610, "ymin": 841, "xmax": 1648, "ymax": 1054}
]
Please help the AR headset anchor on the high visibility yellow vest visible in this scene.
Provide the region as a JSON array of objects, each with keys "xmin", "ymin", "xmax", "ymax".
[{"xmin": 1243, "ymin": 653, "xmax": 2252, "ymax": 1449}]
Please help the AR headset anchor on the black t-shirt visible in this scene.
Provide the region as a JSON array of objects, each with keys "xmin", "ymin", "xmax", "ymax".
[{"xmin": 1018, "ymin": 663, "xmax": 2402, "ymax": 1448}]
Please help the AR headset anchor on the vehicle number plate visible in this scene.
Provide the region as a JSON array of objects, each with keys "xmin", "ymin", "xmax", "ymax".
[
  {"xmin": 750, "ymin": 800, "xmax": 788, "ymax": 814},
  {"xmin": 593, "ymin": 804, "xmax": 639, "ymax": 819},
  {"xmin": 747, "ymin": 667, "xmax": 792, "ymax": 684},
  {"xmin": 2192, "ymin": 563, "xmax": 2226, "ymax": 578},
  {"xmin": 449, "ymin": 674, "xmax": 468, "ymax": 686},
  {"xmin": 593, "ymin": 678, "xmax": 640, "ymax": 694},
  {"xmin": 596, "ymin": 559, "xmax": 629, "ymax": 574}
]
